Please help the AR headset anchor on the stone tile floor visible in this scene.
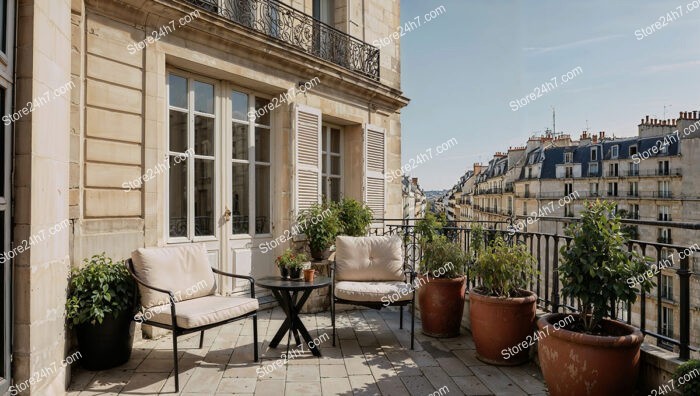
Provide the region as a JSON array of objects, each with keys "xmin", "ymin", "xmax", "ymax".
[{"xmin": 68, "ymin": 307, "xmax": 548, "ymax": 395}]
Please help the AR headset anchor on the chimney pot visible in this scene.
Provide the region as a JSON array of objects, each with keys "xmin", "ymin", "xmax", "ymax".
[{"xmin": 646, "ymin": 115, "xmax": 650, "ymax": 123}]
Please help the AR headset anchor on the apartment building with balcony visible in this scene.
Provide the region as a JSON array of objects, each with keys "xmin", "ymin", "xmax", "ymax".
[
  {"xmin": 402, "ymin": 176, "xmax": 426, "ymax": 224},
  {"xmin": 450, "ymin": 111, "xmax": 700, "ymax": 353},
  {"xmin": 4, "ymin": 0, "xmax": 409, "ymax": 393}
]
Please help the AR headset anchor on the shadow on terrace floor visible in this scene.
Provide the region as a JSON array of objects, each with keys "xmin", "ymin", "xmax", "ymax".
[{"xmin": 68, "ymin": 306, "xmax": 548, "ymax": 395}]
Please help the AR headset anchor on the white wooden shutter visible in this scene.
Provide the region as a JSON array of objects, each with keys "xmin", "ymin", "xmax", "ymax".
[
  {"xmin": 293, "ymin": 105, "xmax": 322, "ymax": 214},
  {"xmin": 364, "ymin": 124, "xmax": 386, "ymax": 219}
]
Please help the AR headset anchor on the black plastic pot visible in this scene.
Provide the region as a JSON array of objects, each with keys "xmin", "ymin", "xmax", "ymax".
[
  {"xmin": 280, "ymin": 266, "xmax": 290, "ymax": 279},
  {"xmin": 290, "ymin": 267, "xmax": 302, "ymax": 279},
  {"xmin": 76, "ymin": 310, "xmax": 135, "ymax": 370}
]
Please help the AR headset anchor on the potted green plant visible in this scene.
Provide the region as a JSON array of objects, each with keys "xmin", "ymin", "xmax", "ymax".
[
  {"xmin": 66, "ymin": 253, "xmax": 138, "ymax": 370},
  {"xmin": 417, "ymin": 221, "xmax": 469, "ymax": 337},
  {"xmin": 275, "ymin": 249, "xmax": 293, "ymax": 279},
  {"xmin": 673, "ymin": 359, "xmax": 700, "ymax": 395},
  {"xmin": 468, "ymin": 236, "xmax": 537, "ymax": 365},
  {"xmin": 275, "ymin": 249, "xmax": 308, "ymax": 279},
  {"xmin": 336, "ymin": 198, "xmax": 373, "ymax": 237},
  {"xmin": 297, "ymin": 201, "xmax": 341, "ymax": 260},
  {"xmin": 537, "ymin": 200, "xmax": 653, "ymax": 396}
]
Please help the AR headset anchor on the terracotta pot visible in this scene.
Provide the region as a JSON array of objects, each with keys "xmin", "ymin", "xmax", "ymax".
[
  {"xmin": 469, "ymin": 288, "xmax": 537, "ymax": 365},
  {"xmin": 311, "ymin": 248, "xmax": 331, "ymax": 260},
  {"xmin": 537, "ymin": 313, "xmax": 643, "ymax": 396},
  {"xmin": 303, "ymin": 269, "xmax": 316, "ymax": 282},
  {"xmin": 417, "ymin": 275, "xmax": 466, "ymax": 337}
]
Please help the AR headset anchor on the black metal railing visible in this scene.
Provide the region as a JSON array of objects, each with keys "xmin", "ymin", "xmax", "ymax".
[
  {"xmin": 183, "ymin": 0, "xmax": 380, "ymax": 80},
  {"xmin": 369, "ymin": 218, "xmax": 697, "ymax": 360}
]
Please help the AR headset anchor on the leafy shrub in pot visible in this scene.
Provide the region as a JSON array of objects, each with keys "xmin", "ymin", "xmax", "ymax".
[
  {"xmin": 469, "ymin": 236, "xmax": 538, "ymax": 365},
  {"xmin": 673, "ymin": 359, "xmax": 700, "ymax": 396},
  {"xmin": 417, "ymin": 232, "xmax": 468, "ymax": 338},
  {"xmin": 297, "ymin": 201, "xmax": 341, "ymax": 260},
  {"xmin": 537, "ymin": 200, "xmax": 654, "ymax": 396},
  {"xmin": 66, "ymin": 253, "xmax": 138, "ymax": 370},
  {"xmin": 336, "ymin": 198, "xmax": 373, "ymax": 237},
  {"xmin": 276, "ymin": 249, "xmax": 308, "ymax": 279}
]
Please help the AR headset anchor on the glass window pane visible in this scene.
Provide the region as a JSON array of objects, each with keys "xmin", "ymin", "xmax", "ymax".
[
  {"xmin": 169, "ymin": 156, "xmax": 188, "ymax": 237},
  {"xmin": 232, "ymin": 123, "xmax": 248, "ymax": 160},
  {"xmin": 232, "ymin": 163, "xmax": 249, "ymax": 234},
  {"xmin": 194, "ymin": 81, "xmax": 214, "ymax": 114},
  {"xmin": 232, "ymin": 91, "xmax": 248, "ymax": 121},
  {"xmin": 330, "ymin": 178, "xmax": 341, "ymax": 202},
  {"xmin": 255, "ymin": 128, "xmax": 270, "ymax": 162},
  {"xmin": 169, "ymin": 110, "xmax": 188, "ymax": 153},
  {"xmin": 322, "ymin": 129, "xmax": 328, "ymax": 152},
  {"xmin": 195, "ymin": 115, "xmax": 214, "ymax": 156},
  {"xmin": 330, "ymin": 155, "xmax": 340, "ymax": 175},
  {"xmin": 168, "ymin": 74, "xmax": 188, "ymax": 109},
  {"xmin": 322, "ymin": 153, "xmax": 328, "ymax": 173},
  {"xmin": 254, "ymin": 97, "xmax": 270, "ymax": 126},
  {"xmin": 255, "ymin": 165, "xmax": 270, "ymax": 234},
  {"xmin": 195, "ymin": 159, "xmax": 215, "ymax": 236},
  {"xmin": 331, "ymin": 128, "xmax": 341, "ymax": 153},
  {"xmin": 322, "ymin": 176, "xmax": 327, "ymax": 199}
]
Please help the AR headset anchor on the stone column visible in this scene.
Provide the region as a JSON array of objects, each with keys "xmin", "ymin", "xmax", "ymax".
[{"xmin": 13, "ymin": 0, "xmax": 73, "ymax": 394}]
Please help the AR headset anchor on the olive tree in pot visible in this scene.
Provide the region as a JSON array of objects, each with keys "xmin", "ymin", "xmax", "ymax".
[
  {"xmin": 538, "ymin": 200, "xmax": 653, "ymax": 396},
  {"xmin": 416, "ymin": 213, "xmax": 469, "ymax": 337},
  {"xmin": 469, "ymin": 236, "xmax": 537, "ymax": 365},
  {"xmin": 66, "ymin": 253, "xmax": 138, "ymax": 370},
  {"xmin": 297, "ymin": 201, "xmax": 341, "ymax": 260}
]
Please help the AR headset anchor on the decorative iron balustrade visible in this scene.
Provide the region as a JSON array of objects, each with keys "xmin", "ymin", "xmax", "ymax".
[
  {"xmin": 182, "ymin": 0, "xmax": 380, "ymax": 80},
  {"xmin": 370, "ymin": 218, "xmax": 697, "ymax": 360}
]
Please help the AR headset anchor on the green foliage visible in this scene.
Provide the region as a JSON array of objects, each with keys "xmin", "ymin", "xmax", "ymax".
[
  {"xmin": 297, "ymin": 201, "xmax": 342, "ymax": 253},
  {"xmin": 419, "ymin": 235, "xmax": 467, "ymax": 279},
  {"xmin": 559, "ymin": 200, "xmax": 653, "ymax": 333},
  {"xmin": 416, "ymin": 212, "xmax": 446, "ymax": 243},
  {"xmin": 336, "ymin": 198, "xmax": 373, "ymax": 237},
  {"xmin": 674, "ymin": 360, "xmax": 700, "ymax": 396},
  {"xmin": 471, "ymin": 237, "xmax": 537, "ymax": 297},
  {"xmin": 66, "ymin": 253, "xmax": 137, "ymax": 327},
  {"xmin": 469, "ymin": 224, "xmax": 486, "ymax": 261},
  {"xmin": 275, "ymin": 249, "xmax": 308, "ymax": 270}
]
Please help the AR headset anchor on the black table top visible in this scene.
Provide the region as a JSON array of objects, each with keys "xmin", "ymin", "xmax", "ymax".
[{"xmin": 256, "ymin": 276, "xmax": 331, "ymax": 291}]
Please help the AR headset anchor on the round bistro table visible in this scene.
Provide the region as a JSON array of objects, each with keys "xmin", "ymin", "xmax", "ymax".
[{"xmin": 256, "ymin": 276, "xmax": 331, "ymax": 356}]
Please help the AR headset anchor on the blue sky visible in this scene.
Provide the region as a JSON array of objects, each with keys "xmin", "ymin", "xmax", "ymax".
[{"xmin": 400, "ymin": 0, "xmax": 700, "ymax": 190}]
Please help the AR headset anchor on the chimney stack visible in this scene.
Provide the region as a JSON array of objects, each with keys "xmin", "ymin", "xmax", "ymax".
[
  {"xmin": 600, "ymin": 131, "xmax": 605, "ymax": 140},
  {"xmin": 411, "ymin": 177, "xmax": 418, "ymax": 186},
  {"xmin": 646, "ymin": 115, "xmax": 650, "ymax": 123}
]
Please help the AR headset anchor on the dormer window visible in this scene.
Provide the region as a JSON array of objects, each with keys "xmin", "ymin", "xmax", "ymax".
[
  {"xmin": 564, "ymin": 152, "xmax": 573, "ymax": 163},
  {"xmin": 629, "ymin": 145, "xmax": 638, "ymax": 156},
  {"xmin": 591, "ymin": 148, "xmax": 598, "ymax": 161},
  {"xmin": 611, "ymin": 145, "xmax": 619, "ymax": 159}
]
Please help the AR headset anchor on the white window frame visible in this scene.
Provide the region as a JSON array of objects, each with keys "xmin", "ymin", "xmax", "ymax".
[
  {"xmin": 321, "ymin": 124, "xmax": 344, "ymax": 202},
  {"xmin": 611, "ymin": 145, "xmax": 619, "ymax": 159},
  {"xmin": 564, "ymin": 152, "xmax": 572, "ymax": 163},
  {"xmin": 166, "ymin": 71, "xmax": 219, "ymax": 244},
  {"xmin": 229, "ymin": 88, "xmax": 273, "ymax": 238},
  {"xmin": 591, "ymin": 147, "xmax": 598, "ymax": 161},
  {"xmin": 661, "ymin": 306, "xmax": 673, "ymax": 337},
  {"xmin": 589, "ymin": 162, "xmax": 598, "ymax": 176}
]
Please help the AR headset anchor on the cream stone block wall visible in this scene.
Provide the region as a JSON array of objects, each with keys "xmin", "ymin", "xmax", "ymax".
[{"xmin": 13, "ymin": 0, "xmax": 73, "ymax": 394}]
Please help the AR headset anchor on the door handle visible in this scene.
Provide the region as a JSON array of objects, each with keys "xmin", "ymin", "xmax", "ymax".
[{"xmin": 224, "ymin": 207, "xmax": 232, "ymax": 222}]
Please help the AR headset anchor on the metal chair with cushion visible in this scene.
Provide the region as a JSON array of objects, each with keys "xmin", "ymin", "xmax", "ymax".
[
  {"xmin": 331, "ymin": 235, "xmax": 416, "ymax": 349},
  {"xmin": 127, "ymin": 244, "xmax": 258, "ymax": 392}
]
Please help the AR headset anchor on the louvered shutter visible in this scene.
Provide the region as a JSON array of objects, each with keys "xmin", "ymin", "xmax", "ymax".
[
  {"xmin": 364, "ymin": 124, "xmax": 386, "ymax": 220},
  {"xmin": 293, "ymin": 105, "xmax": 322, "ymax": 214}
]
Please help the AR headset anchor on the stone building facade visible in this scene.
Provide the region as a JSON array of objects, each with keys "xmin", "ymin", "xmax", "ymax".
[
  {"xmin": 450, "ymin": 112, "xmax": 700, "ymax": 356},
  {"xmin": 3, "ymin": 0, "xmax": 408, "ymax": 393}
]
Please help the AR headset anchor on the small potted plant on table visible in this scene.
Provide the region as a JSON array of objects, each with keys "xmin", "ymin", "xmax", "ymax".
[
  {"xmin": 469, "ymin": 236, "xmax": 537, "ymax": 365},
  {"xmin": 66, "ymin": 253, "xmax": 138, "ymax": 370},
  {"xmin": 537, "ymin": 200, "xmax": 653, "ymax": 396},
  {"xmin": 276, "ymin": 249, "xmax": 308, "ymax": 280}
]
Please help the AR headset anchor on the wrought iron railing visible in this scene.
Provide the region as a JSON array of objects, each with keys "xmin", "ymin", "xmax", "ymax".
[
  {"xmin": 181, "ymin": 0, "xmax": 380, "ymax": 80},
  {"xmin": 370, "ymin": 218, "xmax": 697, "ymax": 360}
]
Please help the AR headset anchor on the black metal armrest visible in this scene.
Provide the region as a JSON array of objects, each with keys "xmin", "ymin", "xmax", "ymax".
[{"xmin": 212, "ymin": 268, "xmax": 255, "ymax": 298}]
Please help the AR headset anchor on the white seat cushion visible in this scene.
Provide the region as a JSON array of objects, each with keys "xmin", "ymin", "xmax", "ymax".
[
  {"xmin": 131, "ymin": 244, "xmax": 217, "ymax": 308},
  {"xmin": 334, "ymin": 281, "xmax": 413, "ymax": 303},
  {"xmin": 335, "ymin": 235, "xmax": 404, "ymax": 281},
  {"xmin": 143, "ymin": 295, "xmax": 259, "ymax": 329}
]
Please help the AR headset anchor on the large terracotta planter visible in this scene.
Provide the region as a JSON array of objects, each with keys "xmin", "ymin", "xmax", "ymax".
[
  {"xmin": 537, "ymin": 313, "xmax": 643, "ymax": 396},
  {"xmin": 417, "ymin": 275, "xmax": 466, "ymax": 337},
  {"xmin": 469, "ymin": 288, "xmax": 537, "ymax": 365}
]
